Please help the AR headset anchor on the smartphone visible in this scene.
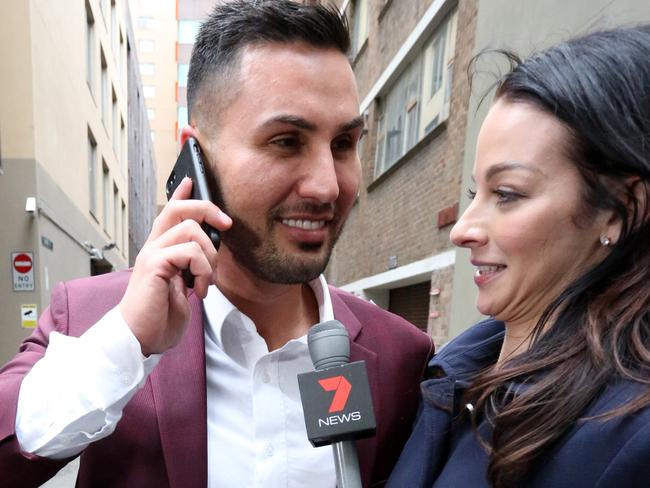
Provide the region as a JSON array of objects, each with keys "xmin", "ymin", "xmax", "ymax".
[{"xmin": 166, "ymin": 136, "xmax": 221, "ymax": 288}]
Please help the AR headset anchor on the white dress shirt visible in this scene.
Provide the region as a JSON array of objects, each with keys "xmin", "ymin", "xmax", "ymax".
[
  {"xmin": 15, "ymin": 276, "xmax": 336, "ymax": 488},
  {"xmin": 203, "ymin": 276, "xmax": 335, "ymax": 487}
]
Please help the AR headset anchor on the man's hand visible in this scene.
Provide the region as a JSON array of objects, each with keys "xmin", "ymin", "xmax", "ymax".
[{"xmin": 119, "ymin": 177, "xmax": 232, "ymax": 356}]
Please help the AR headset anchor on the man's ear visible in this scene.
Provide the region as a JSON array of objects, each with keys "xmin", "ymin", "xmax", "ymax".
[{"xmin": 180, "ymin": 125, "xmax": 200, "ymax": 147}]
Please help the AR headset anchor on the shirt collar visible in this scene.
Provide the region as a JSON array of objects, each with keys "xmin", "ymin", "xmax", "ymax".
[{"xmin": 203, "ymin": 274, "xmax": 333, "ymax": 350}]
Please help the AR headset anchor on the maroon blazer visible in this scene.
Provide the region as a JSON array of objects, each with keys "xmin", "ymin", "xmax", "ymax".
[{"xmin": 0, "ymin": 270, "xmax": 433, "ymax": 487}]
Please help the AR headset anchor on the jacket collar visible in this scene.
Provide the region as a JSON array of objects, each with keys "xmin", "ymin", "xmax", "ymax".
[
  {"xmin": 329, "ymin": 287, "xmax": 378, "ymax": 488},
  {"xmin": 150, "ymin": 291, "xmax": 208, "ymax": 488},
  {"xmin": 422, "ymin": 318, "xmax": 504, "ymax": 414}
]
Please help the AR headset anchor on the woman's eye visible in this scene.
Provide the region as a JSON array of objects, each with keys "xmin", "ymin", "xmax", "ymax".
[
  {"xmin": 494, "ymin": 189, "xmax": 523, "ymax": 204},
  {"xmin": 466, "ymin": 188, "xmax": 477, "ymax": 200}
]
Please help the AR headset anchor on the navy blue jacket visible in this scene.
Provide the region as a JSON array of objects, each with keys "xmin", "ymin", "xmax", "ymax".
[{"xmin": 388, "ymin": 318, "xmax": 650, "ymax": 487}]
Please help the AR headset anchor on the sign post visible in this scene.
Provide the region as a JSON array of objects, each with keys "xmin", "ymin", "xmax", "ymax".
[{"xmin": 12, "ymin": 252, "xmax": 35, "ymax": 291}]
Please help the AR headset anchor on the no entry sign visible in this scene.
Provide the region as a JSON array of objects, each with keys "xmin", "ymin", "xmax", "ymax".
[{"xmin": 12, "ymin": 252, "xmax": 35, "ymax": 291}]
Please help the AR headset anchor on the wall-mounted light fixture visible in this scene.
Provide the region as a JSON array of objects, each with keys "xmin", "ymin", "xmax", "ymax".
[{"xmin": 25, "ymin": 197, "xmax": 37, "ymax": 214}]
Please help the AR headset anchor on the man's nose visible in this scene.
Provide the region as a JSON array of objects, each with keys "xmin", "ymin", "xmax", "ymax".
[{"xmin": 296, "ymin": 146, "xmax": 340, "ymax": 203}]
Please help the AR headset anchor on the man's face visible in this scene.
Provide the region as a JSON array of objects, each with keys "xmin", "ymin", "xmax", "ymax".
[{"xmin": 199, "ymin": 42, "xmax": 363, "ymax": 284}]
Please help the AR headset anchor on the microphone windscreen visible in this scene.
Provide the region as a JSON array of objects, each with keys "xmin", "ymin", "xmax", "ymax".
[{"xmin": 308, "ymin": 320, "xmax": 350, "ymax": 370}]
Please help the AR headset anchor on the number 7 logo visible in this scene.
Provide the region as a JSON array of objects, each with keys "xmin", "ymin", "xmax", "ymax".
[{"xmin": 318, "ymin": 376, "xmax": 352, "ymax": 413}]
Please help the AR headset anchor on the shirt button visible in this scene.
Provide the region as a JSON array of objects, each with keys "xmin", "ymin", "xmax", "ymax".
[
  {"xmin": 121, "ymin": 373, "xmax": 132, "ymax": 386},
  {"xmin": 265, "ymin": 444, "xmax": 274, "ymax": 457}
]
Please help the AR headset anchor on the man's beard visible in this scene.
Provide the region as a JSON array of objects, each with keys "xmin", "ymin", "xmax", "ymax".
[{"xmin": 211, "ymin": 174, "xmax": 342, "ymax": 284}]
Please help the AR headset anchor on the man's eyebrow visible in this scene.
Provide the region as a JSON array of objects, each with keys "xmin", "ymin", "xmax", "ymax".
[
  {"xmin": 260, "ymin": 115, "xmax": 316, "ymax": 131},
  {"xmin": 485, "ymin": 161, "xmax": 545, "ymax": 180},
  {"xmin": 339, "ymin": 115, "xmax": 365, "ymax": 133},
  {"xmin": 257, "ymin": 114, "xmax": 365, "ymax": 133}
]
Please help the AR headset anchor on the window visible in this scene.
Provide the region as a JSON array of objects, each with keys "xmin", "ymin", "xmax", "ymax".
[
  {"xmin": 178, "ymin": 63, "xmax": 189, "ymax": 87},
  {"xmin": 138, "ymin": 16, "xmax": 156, "ymax": 29},
  {"xmin": 147, "ymin": 108, "xmax": 155, "ymax": 120},
  {"xmin": 101, "ymin": 49, "xmax": 108, "ymax": 128},
  {"xmin": 112, "ymin": 87, "xmax": 118, "ymax": 154},
  {"xmin": 140, "ymin": 62, "xmax": 155, "ymax": 76},
  {"xmin": 119, "ymin": 31, "xmax": 125, "ymax": 87},
  {"xmin": 111, "ymin": 0, "xmax": 117, "ymax": 56},
  {"xmin": 120, "ymin": 117, "xmax": 126, "ymax": 173},
  {"xmin": 102, "ymin": 161, "xmax": 110, "ymax": 233},
  {"xmin": 178, "ymin": 20, "xmax": 200, "ymax": 44},
  {"xmin": 139, "ymin": 39, "xmax": 154, "ymax": 53},
  {"xmin": 113, "ymin": 183, "xmax": 119, "ymax": 245},
  {"xmin": 86, "ymin": 1, "xmax": 95, "ymax": 93},
  {"xmin": 143, "ymin": 85, "xmax": 155, "ymax": 98},
  {"xmin": 100, "ymin": 0, "xmax": 108, "ymax": 25},
  {"xmin": 121, "ymin": 200, "xmax": 127, "ymax": 255},
  {"xmin": 350, "ymin": 0, "xmax": 369, "ymax": 57},
  {"xmin": 178, "ymin": 106, "xmax": 188, "ymax": 131},
  {"xmin": 374, "ymin": 11, "xmax": 457, "ymax": 177},
  {"xmin": 420, "ymin": 16, "xmax": 456, "ymax": 139},
  {"xmin": 88, "ymin": 130, "xmax": 97, "ymax": 217}
]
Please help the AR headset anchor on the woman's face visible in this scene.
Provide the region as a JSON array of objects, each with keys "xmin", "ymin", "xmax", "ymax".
[{"xmin": 450, "ymin": 99, "xmax": 613, "ymax": 328}]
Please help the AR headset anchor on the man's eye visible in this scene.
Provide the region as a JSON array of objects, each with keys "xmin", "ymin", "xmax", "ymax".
[
  {"xmin": 331, "ymin": 136, "xmax": 354, "ymax": 152},
  {"xmin": 271, "ymin": 136, "xmax": 300, "ymax": 149}
]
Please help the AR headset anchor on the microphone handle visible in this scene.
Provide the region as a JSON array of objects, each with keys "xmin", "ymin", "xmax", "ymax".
[{"xmin": 332, "ymin": 440, "xmax": 362, "ymax": 488}]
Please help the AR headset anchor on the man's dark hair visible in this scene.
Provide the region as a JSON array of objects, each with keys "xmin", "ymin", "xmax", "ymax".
[{"xmin": 187, "ymin": 0, "xmax": 350, "ymax": 122}]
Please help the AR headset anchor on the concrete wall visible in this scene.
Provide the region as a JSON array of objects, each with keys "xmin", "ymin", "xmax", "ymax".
[
  {"xmin": 0, "ymin": 160, "xmax": 41, "ymax": 364},
  {"xmin": 449, "ymin": 0, "xmax": 650, "ymax": 338},
  {"xmin": 126, "ymin": 8, "xmax": 157, "ymax": 266},
  {"xmin": 131, "ymin": 0, "xmax": 179, "ymax": 210},
  {"xmin": 0, "ymin": 0, "xmax": 143, "ymax": 364}
]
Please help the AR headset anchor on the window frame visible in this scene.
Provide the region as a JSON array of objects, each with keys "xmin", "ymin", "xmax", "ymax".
[
  {"xmin": 88, "ymin": 129, "xmax": 98, "ymax": 218},
  {"xmin": 373, "ymin": 10, "xmax": 457, "ymax": 178}
]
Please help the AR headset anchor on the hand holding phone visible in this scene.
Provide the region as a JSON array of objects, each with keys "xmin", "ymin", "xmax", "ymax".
[
  {"xmin": 166, "ymin": 137, "xmax": 221, "ymax": 288},
  {"xmin": 119, "ymin": 154, "xmax": 230, "ymax": 356}
]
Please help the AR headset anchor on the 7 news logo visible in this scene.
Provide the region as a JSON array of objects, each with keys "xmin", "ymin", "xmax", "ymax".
[
  {"xmin": 298, "ymin": 361, "xmax": 376, "ymax": 446},
  {"xmin": 317, "ymin": 375, "xmax": 361, "ymax": 427},
  {"xmin": 318, "ymin": 375, "xmax": 352, "ymax": 412}
]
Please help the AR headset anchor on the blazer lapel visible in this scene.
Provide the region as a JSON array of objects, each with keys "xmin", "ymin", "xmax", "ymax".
[
  {"xmin": 330, "ymin": 288, "xmax": 379, "ymax": 487},
  {"xmin": 150, "ymin": 292, "xmax": 208, "ymax": 488}
]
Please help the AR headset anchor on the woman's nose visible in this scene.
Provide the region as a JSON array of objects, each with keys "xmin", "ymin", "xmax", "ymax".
[{"xmin": 450, "ymin": 202, "xmax": 488, "ymax": 249}]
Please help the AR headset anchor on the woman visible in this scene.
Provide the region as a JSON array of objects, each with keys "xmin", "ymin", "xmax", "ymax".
[{"xmin": 388, "ymin": 25, "xmax": 650, "ymax": 488}]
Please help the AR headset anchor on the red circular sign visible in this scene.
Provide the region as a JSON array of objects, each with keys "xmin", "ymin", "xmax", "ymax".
[{"xmin": 13, "ymin": 254, "xmax": 32, "ymax": 274}]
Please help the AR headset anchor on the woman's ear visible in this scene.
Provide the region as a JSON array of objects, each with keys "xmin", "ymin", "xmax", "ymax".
[
  {"xmin": 628, "ymin": 177, "xmax": 650, "ymax": 230},
  {"xmin": 604, "ymin": 177, "xmax": 650, "ymax": 245},
  {"xmin": 601, "ymin": 210, "xmax": 623, "ymax": 247}
]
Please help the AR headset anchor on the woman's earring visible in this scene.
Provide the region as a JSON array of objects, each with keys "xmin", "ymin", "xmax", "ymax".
[{"xmin": 600, "ymin": 235, "xmax": 611, "ymax": 246}]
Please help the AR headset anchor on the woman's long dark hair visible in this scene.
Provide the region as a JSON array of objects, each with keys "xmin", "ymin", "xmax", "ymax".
[{"xmin": 466, "ymin": 25, "xmax": 650, "ymax": 487}]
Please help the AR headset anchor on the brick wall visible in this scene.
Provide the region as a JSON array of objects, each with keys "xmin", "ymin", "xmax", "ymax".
[{"xmin": 327, "ymin": 0, "xmax": 477, "ymax": 342}]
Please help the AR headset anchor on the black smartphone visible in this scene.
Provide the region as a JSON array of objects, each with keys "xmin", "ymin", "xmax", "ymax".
[{"xmin": 166, "ymin": 136, "xmax": 221, "ymax": 288}]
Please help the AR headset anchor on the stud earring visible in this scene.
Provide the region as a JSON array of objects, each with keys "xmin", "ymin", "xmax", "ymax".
[{"xmin": 600, "ymin": 235, "xmax": 611, "ymax": 247}]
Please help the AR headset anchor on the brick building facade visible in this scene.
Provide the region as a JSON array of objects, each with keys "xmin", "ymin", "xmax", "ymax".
[
  {"xmin": 328, "ymin": 0, "xmax": 650, "ymax": 346},
  {"xmin": 328, "ymin": 0, "xmax": 475, "ymax": 346}
]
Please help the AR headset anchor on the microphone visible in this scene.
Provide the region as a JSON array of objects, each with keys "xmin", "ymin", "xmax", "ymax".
[{"xmin": 298, "ymin": 320, "xmax": 376, "ymax": 488}]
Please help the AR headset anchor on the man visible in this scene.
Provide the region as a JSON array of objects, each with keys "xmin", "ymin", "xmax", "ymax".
[{"xmin": 0, "ymin": 2, "xmax": 432, "ymax": 487}]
